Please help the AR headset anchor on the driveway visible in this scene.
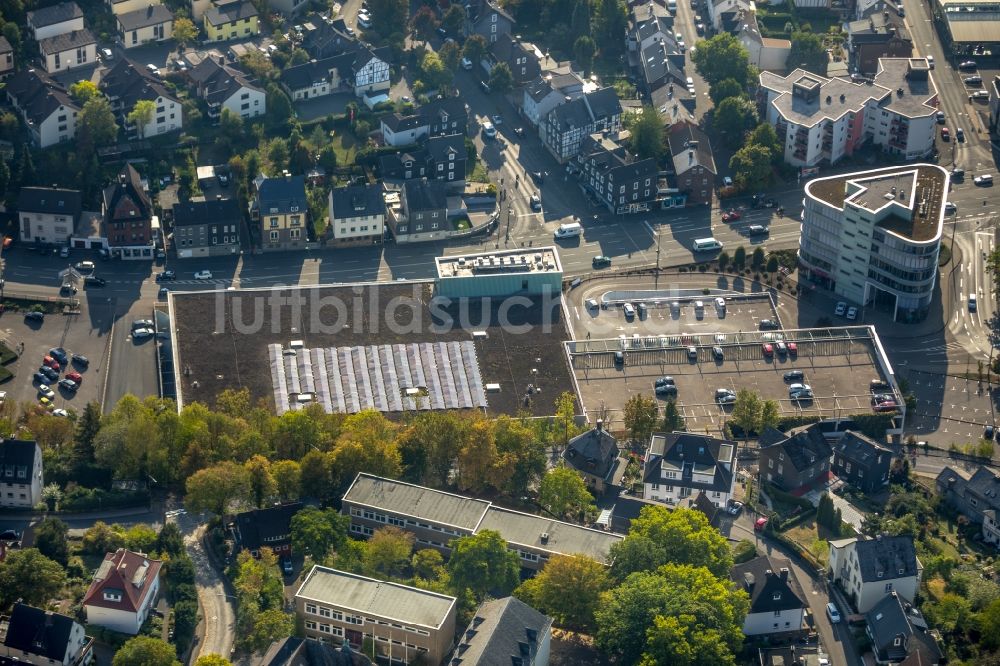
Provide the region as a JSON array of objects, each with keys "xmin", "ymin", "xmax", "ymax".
[{"xmin": 175, "ymin": 511, "xmax": 235, "ymax": 663}]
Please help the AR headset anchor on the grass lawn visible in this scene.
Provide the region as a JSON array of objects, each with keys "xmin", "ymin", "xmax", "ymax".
[
  {"xmin": 452, "ymin": 217, "xmax": 472, "ymax": 231},
  {"xmin": 783, "ymin": 518, "xmax": 839, "ymax": 566},
  {"xmin": 470, "ymin": 162, "xmax": 490, "ymax": 183},
  {"xmin": 330, "ymin": 129, "xmax": 360, "ymax": 166}
]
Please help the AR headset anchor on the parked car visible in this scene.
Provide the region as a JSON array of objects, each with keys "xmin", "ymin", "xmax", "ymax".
[
  {"xmin": 530, "ymin": 194, "xmax": 542, "ymax": 211},
  {"xmin": 747, "ymin": 224, "xmax": 766, "ymax": 235},
  {"xmin": 846, "ymin": 306, "xmax": 858, "ymax": 320},
  {"xmin": 132, "ymin": 319, "xmax": 154, "ymax": 330},
  {"xmin": 194, "ymin": 270, "xmax": 213, "ymax": 280},
  {"xmin": 461, "ymin": 56, "xmax": 473, "ymax": 70},
  {"xmin": 945, "ymin": 201, "xmax": 957, "ymax": 213},
  {"xmin": 51, "ymin": 348, "xmax": 69, "ymax": 365},
  {"xmin": 84, "ymin": 275, "xmax": 106, "ymax": 287},
  {"xmin": 985, "ymin": 425, "xmax": 996, "ymax": 440},
  {"xmin": 789, "ymin": 383, "xmax": 813, "ymax": 399},
  {"xmin": 758, "ymin": 319, "xmax": 779, "ymax": 330},
  {"xmin": 623, "ymin": 302, "xmax": 636, "ymax": 318},
  {"xmin": 156, "ymin": 270, "xmax": 176, "ymax": 282},
  {"xmin": 783, "ymin": 370, "xmax": 804, "ymax": 382},
  {"xmin": 834, "ymin": 301, "xmax": 847, "ymax": 316},
  {"xmin": 52, "ymin": 409, "xmax": 69, "ymax": 417},
  {"xmin": 655, "ymin": 376, "xmax": 675, "ymax": 387},
  {"xmin": 592, "ymin": 255, "xmax": 612, "ymax": 268},
  {"xmin": 24, "ymin": 312, "xmax": 44, "ymax": 323},
  {"xmin": 530, "ymin": 171, "xmax": 547, "ymax": 184},
  {"xmin": 37, "ymin": 385, "xmax": 55, "ymax": 400},
  {"xmin": 974, "ymin": 174, "xmax": 994, "ymax": 186},
  {"xmin": 727, "ymin": 500, "xmax": 743, "ymax": 515},
  {"xmin": 38, "ymin": 367, "xmax": 58, "ymax": 382},
  {"xmin": 132, "ymin": 328, "xmax": 155, "ymax": 340},
  {"xmin": 715, "ymin": 388, "xmax": 737, "ymax": 404},
  {"xmin": 712, "ymin": 345, "xmax": 724, "ymax": 360},
  {"xmin": 964, "ymin": 75, "xmax": 983, "ymax": 85},
  {"xmin": 762, "ymin": 343, "xmax": 774, "ymax": 357},
  {"xmin": 33, "ymin": 372, "xmax": 49, "ymax": 384},
  {"xmin": 826, "ymin": 602, "xmax": 841, "ymax": 624},
  {"xmin": 959, "ymin": 60, "xmax": 977, "ymax": 70},
  {"xmin": 58, "ymin": 379, "xmax": 78, "ymax": 392},
  {"xmin": 72, "ymin": 354, "xmax": 89, "ymax": 367},
  {"xmin": 75, "ymin": 260, "xmax": 95, "ymax": 272},
  {"xmin": 754, "ymin": 517, "xmax": 768, "ymax": 531},
  {"xmin": 687, "ymin": 346, "xmax": 698, "ymax": 360},
  {"xmin": 936, "ymin": 111, "xmax": 945, "ymax": 123},
  {"xmin": 956, "ymin": 128, "xmax": 965, "ymax": 142},
  {"xmin": 655, "ymin": 383, "xmax": 678, "ymax": 396},
  {"xmin": 281, "ymin": 556, "xmax": 294, "ymax": 575},
  {"xmin": 941, "ymin": 127, "xmax": 950, "ymax": 141}
]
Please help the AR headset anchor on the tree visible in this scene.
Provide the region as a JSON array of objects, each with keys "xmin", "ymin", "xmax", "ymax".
[
  {"xmin": 410, "ymin": 6, "xmax": 438, "ymax": 41},
  {"xmin": 611, "ymin": 506, "xmax": 733, "ymax": 579},
  {"xmin": 33, "ymin": 518, "xmax": 69, "ymax": 566},
  {"xmin": 265, "ymin": 83, "xmax": 293, "ymax": 128},
  {"xmin": 240, "ymin": 51, "xmax": 274, "ymax": 79},
  {"xmin": 448, "ymin": 530, "xmax": 521, "ymax": 599},
  {"xmin": 628, "ymin": 105, "xmax": 665, "ymax": 161},
  {"xmin": 708, "ymin": 78, "xmax": 744, "ymax": 106},
  {"xmin": 595, "ymin": 565, "xmax": 748, "ymax": 665},
  {"xmin": 247, "ymin": 608, "xmax": 294, "ymax": 653},
  {"xmin": 368, "ymin": 0, "xmax": 409, "ymax": 38},
  {"xmin": 244, "ymin": 455, "xmax": 277, "ymax": 508},
  {"xmin": 441, "ymin": 3, "xmax": 466, "ymax": 35},
  {"xmin": 733, "ymin": 246, "xmax": 746, "ymax": 269},
  {"xmin": 817, "ymin": 493, "xmax": 835, "ymax": 530},
  {"xmin": 290, "ymin": 507, "xmax": 349, "ymax": 561},
  {"xmin": 272, "ymin": 460, "xmax": 301, "ymax": 500},
  {"xmin": 539, "ymin": 466, "xmax": 595, "ymax": 520},
  {"xmin": 789, "ymin": 31, "xmax": 828, "ymax": 76},
  {"xmin": 593, "ymin": 0, "xmax": 627, "ymax": 58},
  {"xmin": 69, "ymin": 80, "xmax": 100, "ymax": 104},
  {"xmin": 185, "ymin": 461, "xmax": 251, "ymax": 516},
  {"xmin": 126, "ymin": 524, "xmax": 159, "ymax": 553},
  {"xmin": 488, "ymin": 62, "xmax": 514, "ymax": 95},
  {"xmin": 751, "ymin": 246, "xmax": 765, "ymax": 269},
  {"xmin": 691, "ymin": 33, "xmax": 755, "ymax": 88},
  {"xmin": 299, "ymin": 449, "xmax": 332, "ymax": 498},
  {"xmin": 439, "ymin": 40, "xmax": 462, "ymax": 72},
  {"xmin": 412, "ymin": 549, "xmax": 445, "ymax": 580},
  {"xmin": 573, "ymin": 36, "xmax": 597, "ymax": 75},
  {"xmin": 662, "ymin": 400, "xmax": 685, "ymax": 431},
  {"xmin": 571, "ymin": 0, "xmax": 591, "ymax": 37},
  {"xmin": 759, "ymin": 398, "xmax": 780, "ymax": 432},
  {"xmin": 82, "ymin": 521, "xmax": 126, "ymax": 554},
  {"xmin": 195, "ymin": 656, "xmax": 232, "ymax": 666},
  {"xmin": 420, "ymin": 50, "xmax": 453, "ymax": 90},
  {"xmin": 0, "ymin": 159, "xmax": 8, "ymax": 197},
  {"xmin": 0, "ymin": 549, "xmax": 67, "ymax": 608},
  {"xmin": 364, "ymin": 526, "xmax": 414, "ymax": 578},
  {"xmin": 981, "ymin": 598, "xmax": 1000, "ymax": 650},
  {"xmin": 77, "ymin": 98, "xmax": 119, "ymax": 154},
  {"xmin": 219, "ymin": 108, "xmax": 244, "ymax": 145},
  {"xmin": 925, "ymin": 593, "xmax": 972, "ymax": 635},
  {"xmin": 173, "ymin": 17, "xmax": 198, "ymax": 48},
  {"xmin": 463, "ymin": 35, "xmax": 487, "ymax": 67},
  {"xmin": 730, "ymin": 142, "xmax": 772, "ymax": 192},
  {"xmin": 554, "ymin": 392, "xmax": 579, "ymax": 450},
  {"xmin": 714, "ymin": 96, "xmax": 758, "ymax": 148},
  {"xmin": 515, "ymin": 554, "xmax": 609, "ymax": 630},
  {"xmin": 73, "ymin": 402, "xmax": 102, "ymax": 471},
  {"xmin": 127, "ymin": 99, "xmax": 156, "ymax": 138},
  {"xmin": 113, "ymin": 637, "xmax": 181, "ymax": 666},
  {"xmin": 730, "ymin": 389, "xmax": 763, "ymax": 439},
  {"xmin": 623, "ymin": 394, "xmax": 658, "ymax": 442},
  {"xmin": 747, "ymin": 123, "xmax": 782, "ymax": 163},
  {"xmin": 157, "ymin": 522, "xmax": 185, "ymax": 557}
]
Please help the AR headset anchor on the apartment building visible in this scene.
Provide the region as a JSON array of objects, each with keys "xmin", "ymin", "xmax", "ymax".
[
  {"xmin": 667, "ymin": 121, "xmax": 717, "ymax": 206},
  {"xmin": 17, "ymin": 186, "xmax": 82, "ymax": 245},
  {"xmin": 642, "ymin": 432, "xmax": 736, "ymax": 509},
  {"xmin": 4, "ymin": 69, "xmax": 79, "ymax": 147},
  {"xmin": 295, "ymin": 566, "xmax": 457, "ymax": 665},
  {"xmin": 831, "ymin": 431, "xmax": 894, "ymax": 493},
  {"xmin": 203, "ymin": 0, "xmax": 259, "ymax": 41},
  {"xmin": 107, "ymin": 0, "xmax": 156, "ymax": 15},
  {"xmin": 521, "ymin": 72, "xmax": 588, "ymax": 132},
  {"xmin": 731, "ymin": 557, "xmax": 807, "ymax": 636},
  {"xmin": 464, "ymin": 0, "xmax": 515, "ymax": 43},
  {"xmin": 102, "ymin": 164, "xmax": 155, "ymax": 259},
  {"xmin": 187, "ymin": 57, "xmax": 265, "ymax": 120},
  {"xmin": 543, "ymin": 87, "xmax": 622, "ymax": 162},
  {"xmin": 576, "ymin": 132, "xmax": 660, "ymax": 215},
  {"xmin": 341, "ymin": 473, "xmax": 623, "ymax": 570},
  {"xmin": 936, "ymin": 466, "xmax": 1000, "ymax": 548},
  {"xmin": 117, "ymin": 4, "xmax": 173, "ymax": 47},
  {"xmin": 171, "ymin": 199, "xmax": 243, "ymax": 258},
  {"xmin": 252, "ymin": 174, "xmax": 309, "ymax": 251},
  {"xmin": 100, "ymin": 58, "xmax": 183, "ymax": 138},
  {"xmin": 0, "ymin": 603, "xmax": 93, "ymax": 666},
  {"xmin": 0, "ymin": 439, "xmax": 43, "ymax": 509},
  {"xmin": 82, "ymin": 549, "xmax": 162, "ymax": 634},
  {"xmin": 759, "ymin": 57, "xmax": 937, "ymax": 167},
  {"xmin": 328, "ymin": 183, "xmax": 385, "ymax": 246},
  {"xmin": 27, "ymin": 1, "xmax": 83, "ymax": 41},
  {"xmin": 39, "ymin": 29, "xmax": 96, "ymax": 73},
  {"xmin": 757, "ymin": 424, "xmax": 833, "ymax": 494},
  {"xmin": 828, "ymin": 535, "xmax": 920, "ymax": 613},
  {"xmin": 799, "ymin": 163, "xmax": 946, "ymax": 321}
]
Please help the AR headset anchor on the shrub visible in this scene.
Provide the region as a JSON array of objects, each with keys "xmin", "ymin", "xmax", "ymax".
[{"xmin": 60, "ymin": 487, "xmax": 150, "ymax": 512}]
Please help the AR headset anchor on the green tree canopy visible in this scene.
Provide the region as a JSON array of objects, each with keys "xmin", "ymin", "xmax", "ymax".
[
  {"xmin": 747, "ymin": 123, "xmax": 782, "ymax": 163},
  {"xmin": 410, "ymin": 5, "xmax": 438, "ymax": 40},
  {"xmin": 368, "ymin": 0, "xmax": 409, "ymax": 39},
  {"xmin": 708, "ymin": 78, "xmax": 745, "ymax": 106},
  {"xmin": 729, "ymin": 143, "xmax": 773, "ymax": 192},
  {"xmin": 448, "ymin": 529, "xmax": 521, "ymax": 599},
  {"xmin": 112, "ymin": 637, "xmax": 180, "ymax": 666},
  {"xmin": 610, "ymin": 506, "xmax": 733, "ymax": 579},
  {"xmin": 574, "ymin": 36, "xmax": 597, "ymax": 75},
  {"xmin": 539, "ymin": 466, "xmax": 595, "ymax": 520},
  {"xmin": 488, "ymin": 62, "xmax": 514, "ymax": 95},
  {"xmin": 691, "ymin": 33, "xmax": 755, "ymax": 88},
  {"xmin": 127, "ymin": 99, "xmax": 156, "ymax": 139},
  {"xmin": 789, "ymin": 31, "xmax": 828, "ymax": 76},
  {"xmin": 290, "ymin": 506, "xmax": 349, "ymax": 561},
  {"xmin": 628, "ymin": 105, "xmax": 666, "ymax": 161},
  {"xmin": 463, "ymin": 35, "xmax": 488, "ymax": 65},
  {"xmin": 69, "ymin": 80, "xmax": 100, "ymax": 104},
  {"xmin": 33, "ymin": 517, "xmax": 69, "ymax": 566},
  {"xmin": 194, "ymin": 656, "xmax": 232, "ymax": 666},
  {"xmin": 441, "ymin": 3, "xmax": 466, "ymax": 34},
  {"xmin": 623, "ymin": 393, "xmax": 659, "ymax": 442},
  {"xmin": 0, "ymin": 549, "xmax": 66, "ymax": 607},
  {"xmin": 185, "ymin": 461, "xmax": 250, "ymax": 516},
  {"xmin": 714, "ymin": 96, "xmax": 758, "ymax": 148},
  {"xmin": 363, "ymin": 526, "xmax": 415, "ymax": 578},
  {"xmin": 514, "ymin": 554, "xmax": 610, "ymax": 630},
  {"xmin": 173, "ymin": 17, "xmax": 198, "ymax": 47}
]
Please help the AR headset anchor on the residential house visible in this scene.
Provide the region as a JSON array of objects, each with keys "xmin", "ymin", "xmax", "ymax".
[
  {"xmin": 252, "ymin": 174, "xmax": 310, "ymax": 251},
  {"xmin": 301, "ymin": 20, "xmax": 355, "ymax": 58},
  {"xmin": 380, "ymin": 97, "xmax": 468, "ymax": 147},
  {"xmin": 204, "ymin": 0, "xmax": 259, "ymax": 41},
  {"xmin": 282, "ymin": 47, "xmax": 389, "ymax": 101},
  {"xmin": 830, "ymin": 430, "xmax": 892, "ymax": 493},
  {"xmin": 172, "ymin": 199, "xmax": 243, "ymax": 258},
  {"xmin": 255, "ymin": 637, "xmax": 371, "ymax": 666},
  {"xmin": 117, "ymin": 5, "xmax": 173, "ymax": 47},
  {"xmin": 0, "ymin": 37, "xmax": 14, "ymax": 76},
  {"xmin": 521, "ymin": 72, "xmax": 589, "ymax": 136},
  {"xmin": 846, "ymin": 10, "xmax": 913, "ymax": 75},
  {"xmin": 379, "ymin": 134, "xmax": 467, "ymax": 191},
  {"xmin": 386, "ymin": 178, "xmax": 449, "ymax": 242},
  {"xmin": 707, "ymin": 0, "xmax": 749, "ymax": 31},
  {"xmin": 451, "ymin": 597, "xmax": 552, "ymax": 666},
  {"xmin": 4, "ymin": 69, "xmax": 80, "ymax": 148},
  {"xmin": 576, "ymin": 131, "xmax": 661, "ymax": 214},
  {"xmin": 100, "ymin": 58, "xmax": 183, "ymax": 138},
  {"xmin": 102, "ymin": 164, "xmax": 155, "ymax": 259},
  {"xmin": 299, "ymin": 23, "xmax": 390, "ymax": 96},
  {"xmin": 638, "ymin": 40, "xmax": 694, "ymax": 113},
  {"xmin": 82, "ymin": 549, "xmax": 162, "ymax": 634},
  {"xmin": 0, "ymin": 439, "xmax": 43, "ymax": 509},
  {"xmin": 936, "ymin": 466, "xmax": 1000, "ymax": 548},
  {"xmin": 26, "ymin": 2, "xmax": 83, "ymax": 41},
  {"xmin": 543, "ymin": 87, "xmax": 622, "ymax": 162},
  {"xmin": 626, "ymin": 13, "xmax": 675, "ymax": 55},
  {"xmin": 642, "ymin": 432, "xmax": 736, "ymax": 508},
  {"xmin": 233, "ymin": 502, "xmax": 303, "ymax": 557},
  {"xmin": 562, "ymin": 420, "xmax": 625, "ymax": 495},
  {"xmin": 17, "ymin": 186, "xmax": 82, "ymax": 245},
  {"xmin": 107, "ymin": 0, "xmax": 156, "ymax": 16},
  {"xmin": 667, "ymin": 120, "xmax": 716, "ymax": 205},
  {"xmin": 465, "ymin": 0, "xmax": 515, "ymax": 43},
  {"xmin": 39, "ymin": 29, "xmax": 96, "ymax": 73},
  {"xmin": 0, "ymin": 603, "xmax": 93, "ymax": 666},
  {"xmin": 757, "ymin": 424, "xmax": 833, "ymax": 494},
  {"xmin": 294, "ymin": 566, "xmax": 457, "ymax": 665},
  {"xmin": 828, "ymin": 535, "xmax": 920, "ymax": 613},
  {"xmin": 266, "ymin": 0, "xmax": 307, "ymax": 15},
  {"xmin": 341, "ymin": 473, "xmax": 623, "ymax": 569},
  {"xmin": 280, "ymin": 56, "xmax": 343, "ymax": 101},
  {"xmin": 486, "ymin": 33, "xmax": 541, "ymax": 86},
  {"xmin": 737, "ymin": 8, "xmax": 792, "ymax": 72},
  {"xmin": 865, "ymin": 592, "xmax": 942, "ymax": 664},
  {"xmin": 758, "ymin": 57, "xmax": 938, "ymax": 167},
  {"xmin": 329, "ymin": 183, "xmax": 385, "ymax": 246},
  {"xmin": 187, "ymin": 56, "xmax": 265, "ymax": 120},
  {"xmin": 731, "ymin": 556, "xmax": 807, "ymax": 636}
]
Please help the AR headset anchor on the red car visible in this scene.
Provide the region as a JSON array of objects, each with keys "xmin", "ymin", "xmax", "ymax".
[
  {"xmin": 941, "ymin": 127, "xmax": 950, "ymax": 141},
  {"xmin": 722, "ymin": 209, "xmax": 743, "ymax": 222},
  {"xmin": 762, "ymin": 343, "xmax": 774, "ymax": 357},
  {"xmin": 788, "ymin": 342, "xmax": 798, "ymax": 357},
  {"xmin": 66, "ymin": 371, "xmax": 83, "ymax": 384},
  {"xmin": 754, "ymin": 517, "xmax": 768, "ymax": 531},
  {"xmin": 43, "ymin": 356, "xmax": 60, "ymax": 371}
]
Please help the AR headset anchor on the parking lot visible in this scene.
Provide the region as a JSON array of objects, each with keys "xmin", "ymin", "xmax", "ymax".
[
  {"xmin": 568, "ymin": 292, "xmax": 781, "ymax": 341},
  {"xmin": 570, "ymin": 332, "xmax": 894, "ymax": 433}
]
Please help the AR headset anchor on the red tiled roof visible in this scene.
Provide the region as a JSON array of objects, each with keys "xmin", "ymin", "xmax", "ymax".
[{"xmin": 82, "ymin": 549, "xmax": 162, "ymax": 613}]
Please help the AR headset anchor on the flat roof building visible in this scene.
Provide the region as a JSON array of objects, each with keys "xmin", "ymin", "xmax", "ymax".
[
  {"xmin": 800, "ymin": 164, "xmax": 947, "ymax": 321},
  {"xmin": 294, "ymin": 566, "xmax": 457, "ymax": 665},
  {"xmin": 434, "ymin": 247, "xmax": 563, "ymax": 298}
]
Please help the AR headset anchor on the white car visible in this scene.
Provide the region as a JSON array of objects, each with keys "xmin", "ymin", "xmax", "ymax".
[
  {"xmin": 461, "ymin": 57, "xmax": 473, "ymax": 70},
  {"xmin": 585, "ymin": 298, "xmax": 598, "ymax": 310},
  {"xmin": 38, "ymin": 385, "xmax": 55, "ymax": 399},
  {"xmin": 834, "ymin": 301, "xmax": 847, "ymax": 316},
  {"xmin": 723, "ymin": 176, "xmax": 733, "ymax": 187},
  {"xmin": 133, "ymin": 328, "xmax": 155, "ymax": 340},
  {"xmin": 945, "ymin": 201, "xmax": 957, "ymax": 213},
  {"xmin": 52, "ymin": 408, "xmax": 69, "ymax": 417},
  {"xmin": 715, "ymin": 389, "xmax": 737, "ymax": 404},
  {"xmin": 358, "ymin": 14, "xmax": 371, "ymax": 27},
  {"xmin": 727, "ymin": 500, "xmax": 743, "ymax": 515},
  {"xmin": 194, "ymin": 270, "xmax": 213, "ymax": 280},
  {"xmin": 789, "ymin": 383, "xmax": 813, "ymax": 399},
  {"xmin": 623, "ymin": 303, "xmax": 636, "ymax": 318},
  {"xmin": 846, "ymin": 306, "xmax": 858, "ymax": 320},
  {"xmin": 715, "ymin": 297, "xmax": 726, "ymax": 310},
  {"xmin": 146, "ymin": 63, "xmax": 159, "ymax": 75}
]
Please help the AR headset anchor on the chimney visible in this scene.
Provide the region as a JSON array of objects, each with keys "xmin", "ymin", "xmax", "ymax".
[
  {"xmin": 765, "ymin": 569, "xmax": 773, "ymax": 577},
  {"xmin": 780, "ymin": 567, "xmax": 789, "ymax": 581},
  {"xmin": 540, "ymin": 532, "xmax": 549, "ymax": 544},
  {"xmin": 596, "ymin": 419, "xmax": 604, "ymax": 431}
]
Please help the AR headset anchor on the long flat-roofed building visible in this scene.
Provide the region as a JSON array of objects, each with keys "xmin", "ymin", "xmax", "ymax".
[
  {"xmin": 434, "ymin": 246, "xmax": 563, "ymax": 298},
  {"xmin": 799, "ymin": 164, "xmax": 947, "ymax": 321},
  {"xmin": 294, "ymin": 566, "xmax": 457, "ymax": 665},
  {"xmin": 342, "ymin": 473, "xmax": 622, "ymax": 570}
]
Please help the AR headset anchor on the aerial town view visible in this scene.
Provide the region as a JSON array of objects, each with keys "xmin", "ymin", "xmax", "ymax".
[{"xmin": 0, "ymin": 0, "xmax": 999, "ymax": 662}]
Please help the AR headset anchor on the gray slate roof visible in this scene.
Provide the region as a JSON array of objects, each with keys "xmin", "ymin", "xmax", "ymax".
[
  {"xmin": 296, "ymin": 566, "xmax": 456, "ymax": 629},
  {"xmin": 854, "ymin": 535, "xmax": 918, "ymax": 583},
  {"xmin": 0, "ymin": 36, "xmax": 12, "ymax": 53},
  {"xmin": 831, "ymin": 430, "xmax": 892, "ymax": 467},
  {"xmin": 403, "ymin": 178, "xmax": 448, "ymax": 213},
  {"xmin": 4, "ymin": 69, "xmax": 80, "ymax": 127},
  {"xmin": 643, "ymin": 432, "xmax": 735, "ymax": 494},
  {"xmin": 550, "ymin": 87, "xmax": 621, "ymax": 133},
  {"xmin": 17, "ymin": 186, "xmax": 82, "ymax": 217},
  {"xmin": 38, "ymin": 28, "xmax": 95, "ymax": 55},
  {"xmin": 257, "ymin": 175, "xmax": 307, "ymax": 215},
  {"xmin": 27, "ymin": 1, "xmax": 82, "ymax": 28},
  {"xmin": 563, "ymin": 424, "xmax": 620, "ymax": 482},
  {"xmin": 451, "ymin": 597, "xmax": 552, "ymax": 666},
  {"xmin": 865, "ymin": 592, "xmax": 942, "ymax": 663},
  {"xmin": 330, "ymin": 184, "xmax": 385, "ymax": 221},
  {"xmin": 3, "ymin": 603, "xmax": 78, "ymax": 661},
  {"xmin": 172, "ymin": 198, "xmax": 242, "ymax": 227},
  {"xmin": 204, "ymin": 0, "xmax": 258, "ymax": 25},
  {"xmin": 0, "ymin": 439, "xmax": 39, "ymax": 472},
  {"xmin": 759, "ymin": 424, "xmax": 833, "ymax": 473},
  {"xmin": 668, "ymin": 120, "xmax": 716, "ymax": 175},
  {"xmin": 280, "ymin": 56, "xmax": 341, "ymax": 91},
  {"xmin": 117, "ymin": 4, "xmax": 173, "ymax": 31},
  {"xmin": 100, "ymin": 57, "xmax": 179, "ymax": 110},
  {"xmin": 731, "ymin": 556, "xmax": 806, "ymax": 615}
]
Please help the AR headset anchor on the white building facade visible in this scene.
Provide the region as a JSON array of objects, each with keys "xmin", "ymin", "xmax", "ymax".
[{"xmin": 828, "ymin": 536, "xmax": 921, "ymax": 613}]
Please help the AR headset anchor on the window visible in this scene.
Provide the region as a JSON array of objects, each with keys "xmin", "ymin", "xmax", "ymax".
[
  {"xmin": 269, "ymin": 230, "xmax": 279, "ymax": 241},
  {"xmin": 269, "ymin": 217, "xmax": 279, "ymax": 228},
  {"xmin": 884, "ymin": 583, "xmax": 893, "ymax": 592}
]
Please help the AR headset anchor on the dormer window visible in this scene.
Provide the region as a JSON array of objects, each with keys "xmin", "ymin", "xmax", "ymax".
[
  {"xmin": 772, "ymin": 592, "xmax": 781, "ymax": 600},
  {"xmin": 893, "ymin": 637, "xmax": 902, "ymax": 646},
  {"xmin": 104, "ymin": 590, "xmax": 122, "ymax": 602}
]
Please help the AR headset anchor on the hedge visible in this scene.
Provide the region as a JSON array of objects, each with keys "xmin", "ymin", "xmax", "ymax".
[
  {"xmin": 60, "ymin": 487, "xmax": 150, "ymax": 512},
  {"xmin": 847, "ymin": 413, "xmax": 895, "ymax": 440},
  {"xmin": 775, "ymin": 414, "xmax": 822, "ymax": 432}
]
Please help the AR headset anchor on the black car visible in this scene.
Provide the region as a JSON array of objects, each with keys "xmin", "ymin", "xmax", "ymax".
[
  {"xmin": 71, "ymin": 353, "xmax": 89, "ymax": 367},
  {"xmin": 592, "ymin": 255, "xmax": 612, "ymax": 268},
  {"xmin": 156, "ymin": 271, "xmax": 176, "ymax": 282},
  {"xmin": 758, "ymin": 319, "xmax": 780, "ymax": 330},
  {"xmin": 513, "ymin": 127, "xmax": 525, "ymax": 137},
  {"xmin": 952, "ymin": 168, "xmax": 965, "ymax": 182},
  {"xmin": 0, "ymin": 530, "xmax": 20, "ymax": 542},
  {"xmin": 614, "ymin": 350, "xmax": 625, "ymax": 366},
  {"xmin": 58, "ymin": 378, "xmax": 78, "ymax": 392},
  {"xmin": 655, "ymin": 383, "xmax": 678, "ymax": 396},
  {"xmin": 986, "ymin": 425, "xmax": 996, "ymax": 441},
  {"xmin": 38, "ymin": 367, "xmax": 58, "ymax": 382},
  {"xmin": 959, "ymin": 60, "xmax": 977, "ymax": 70},
  {"xmin": 84, "ymin": 275, "xmax": 106, "ymax": 287},
  {"xmin": 783, "ymin": 370, "xmax": 804, "ymax": 382},
  {"xmin": 49, "ymin": 347, "xmax": 68, "ymax": 364},
  {"xmin": 24, "ymin": 311, "xmax": 44, "ymax": 323},
  {"xmin": 33, "ymin": 371, "xmax": 49, "ymax": 384},
  {"xmin": 530, "ymin": 170, "xmax": 547, "ymax": 184}
]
